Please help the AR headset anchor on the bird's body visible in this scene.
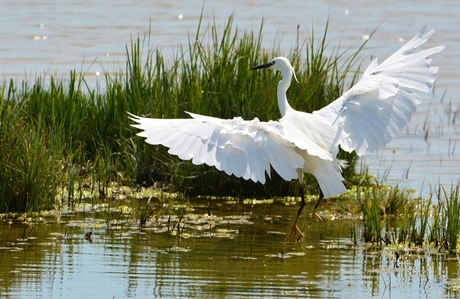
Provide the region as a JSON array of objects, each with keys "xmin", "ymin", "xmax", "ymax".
[{"xmin": 130, "ymin": 27, "xmax": 444, "ymax": 239}]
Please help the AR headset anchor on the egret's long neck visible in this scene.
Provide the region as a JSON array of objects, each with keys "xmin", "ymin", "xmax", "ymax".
[{"xmin": 277, "ymin": 68, "xmax": 293, "ymax": 117}]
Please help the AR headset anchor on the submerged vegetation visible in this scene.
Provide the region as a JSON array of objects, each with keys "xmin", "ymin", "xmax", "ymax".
[{"xmin": 0, "ymin": 15, "xmax": 458, "ymax": 251}]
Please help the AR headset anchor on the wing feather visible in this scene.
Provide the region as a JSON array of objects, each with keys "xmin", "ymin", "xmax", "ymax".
[
  {"xmin": 128, "ymin": 112, "xmax": 305, "ymax": 184},
  {"xmin": 315, "ymin": 26, "xmax": 444, "ymax": 155}
]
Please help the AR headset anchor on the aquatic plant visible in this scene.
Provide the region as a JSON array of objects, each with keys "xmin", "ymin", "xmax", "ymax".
[
  {"xmin": 353, "ymin": 180, "xmax": 460, "ymax": 252},
  {"xmin": 356, "ymin": 186, "xmax": 384, "ymax": 243},
  {"xmin": 0, "ymin": 14, "xmax": 370, "ymax": 212},
  {"xmin": 437, "ymin": 184, "xmax": 460, "ymax": 251},
  {"xmin": 0, "ymin": 86, "xmax": 62, "ymax": 212},
  {"xmin": 353, "ymin": 183, "xmax": 419, "ymax": 244}
]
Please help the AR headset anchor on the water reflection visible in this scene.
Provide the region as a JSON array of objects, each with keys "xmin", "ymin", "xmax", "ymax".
[{"xmin": 0, "ymin": 199, "xmax": 458, "ymax": 298}]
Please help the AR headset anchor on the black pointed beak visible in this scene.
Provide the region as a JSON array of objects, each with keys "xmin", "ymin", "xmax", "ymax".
[{"xmin": 251, "ymin": 61, "xmax": 274, "ymax": 70}]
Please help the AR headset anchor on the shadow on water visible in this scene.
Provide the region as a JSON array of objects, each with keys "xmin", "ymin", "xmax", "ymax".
[{"xmin": 0, "ymin": 198, "xmax": 459, "ymax": 298}]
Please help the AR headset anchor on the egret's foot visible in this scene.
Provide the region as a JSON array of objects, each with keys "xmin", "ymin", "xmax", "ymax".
[
  {"xmin": 285, "ymin": 221, "xmax": 304, "ymax": 242},
  {"xmin": 308, "ymin": 209, "xmax": 324, "ymax": 226}
]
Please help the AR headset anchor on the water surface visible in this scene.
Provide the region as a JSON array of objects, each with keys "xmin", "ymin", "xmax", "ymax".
[{"xmin": 1, "ymin": 199, "xmax": 458, "ymax": 298}]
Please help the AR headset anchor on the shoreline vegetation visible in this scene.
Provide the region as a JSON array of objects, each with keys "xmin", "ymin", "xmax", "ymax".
[{"xmin": 0, "ymin": 15, "xmax": 458, "ymax": 251}]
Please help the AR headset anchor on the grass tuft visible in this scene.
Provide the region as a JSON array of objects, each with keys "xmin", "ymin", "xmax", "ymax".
[{"xmin": 0, "ymin": 15, "xmax": 388, "ymax": 213}]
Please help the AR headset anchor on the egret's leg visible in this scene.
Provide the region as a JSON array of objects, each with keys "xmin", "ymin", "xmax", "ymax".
[
  {"xmin": 309, "ymin": 189, "xmax": 324, "ymax": 226},
  {"xmin": 285, "ymin": 183, "xmax": 306, "ymax": 242}
]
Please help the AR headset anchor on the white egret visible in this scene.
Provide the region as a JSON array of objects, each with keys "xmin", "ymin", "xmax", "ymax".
[{"xmin": 129, "ymin": 27, "xmax": 444, "ymax": 240}]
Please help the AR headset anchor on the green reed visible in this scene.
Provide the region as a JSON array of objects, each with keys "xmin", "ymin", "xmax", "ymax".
[
  {"xmin": 353, "ymin": 184, "xmax": 415, "ymax": 244},
  {"xmin": 0, "ymin": 14, "xmax": 369, "ymax": 212},
  {"xmin": 0, "ymin": 86, "xmax": 61, "ymax": 212},
  {"xmin": 354, "ymin": 182, "xmax": 460, "ymax": 252},
  {"xmin": 395, "ymin": 186, "xmax": 459, "ymax": 251},
  {"xmin": 358, "ymin": 186, "xmax": 383, "ymax": 243},
  {"xmin": 436, "ymin": 185, "xmax": 460, "ymax": 251}
]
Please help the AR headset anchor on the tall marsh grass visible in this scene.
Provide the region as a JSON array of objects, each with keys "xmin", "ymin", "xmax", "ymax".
[
  {"xmin": 354, "ymin": 182, "xmax": 460, "ymax": 252},
  {"xmin": 437, "ymin": 185, "xmax": 460, "ymax": 251},
  {"xmin": 0, "ymin": 88, "xmax": 61, "ymax": 212},
  {"xmin": 1, "ymin": 15, "xmax": 372, "ymax": 213}
]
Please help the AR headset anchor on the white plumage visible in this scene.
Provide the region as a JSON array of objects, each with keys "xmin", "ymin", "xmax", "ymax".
[{"xmin": 129, "ymin": 27, "xmax": 444, "ymax": 200}]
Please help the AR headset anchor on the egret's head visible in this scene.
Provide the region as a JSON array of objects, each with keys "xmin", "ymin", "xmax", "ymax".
[{"xmin": 251, "ymin": 57, "xmax": 299, "ymax": 82}]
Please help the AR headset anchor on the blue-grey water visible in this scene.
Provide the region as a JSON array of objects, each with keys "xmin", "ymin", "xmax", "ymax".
[{"xmin": 0, "ymin": 1, "xmax": 459, "ymax": 298}]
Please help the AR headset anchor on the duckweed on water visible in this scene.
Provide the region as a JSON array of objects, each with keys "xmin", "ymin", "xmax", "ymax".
[{"xmin": 1, "ymin": 179, "xmax": 459, "ymax": 253}]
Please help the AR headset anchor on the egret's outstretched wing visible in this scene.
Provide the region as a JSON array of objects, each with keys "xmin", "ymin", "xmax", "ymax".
[
  {"xmin": 129, "ymin": 112, "xmax": 305, "ymax": 183},
  {"xmin": 315, "ymin": 26, "xmax": 445, "ymax": 155}
]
